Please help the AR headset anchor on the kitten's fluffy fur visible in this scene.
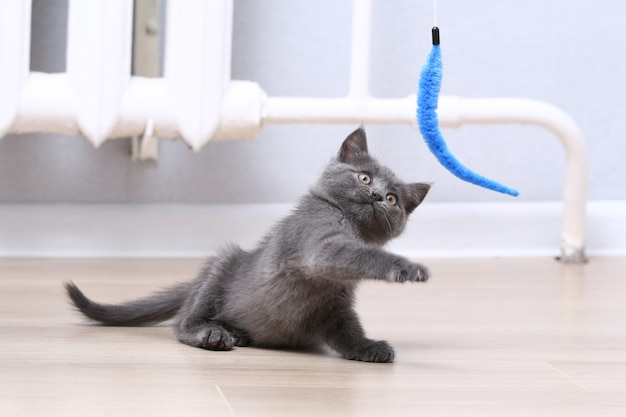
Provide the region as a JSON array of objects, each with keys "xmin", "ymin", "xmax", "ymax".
[{"xmin": 66, "ymin": 128, "xmax": 431, "ymax": 363}]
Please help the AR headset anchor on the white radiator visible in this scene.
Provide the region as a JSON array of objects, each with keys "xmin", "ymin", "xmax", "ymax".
[
  {"xmin": 0, "ymin": 0, "xmax": 588, "ymax": 262},
  {"xmin": 1, "ymin": 0, "xmax": 252, "ymax": 150}
]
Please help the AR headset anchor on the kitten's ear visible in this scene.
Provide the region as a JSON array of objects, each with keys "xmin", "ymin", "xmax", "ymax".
[
  {"xmin": 403, "ymin": 183, "xmax": 432, "ymax": 214},
  {"xmin": 338, "ymin": 127, "xmax": 369, "ymax": 163}
]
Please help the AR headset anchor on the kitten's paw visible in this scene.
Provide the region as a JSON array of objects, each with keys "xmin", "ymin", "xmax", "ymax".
[
  {"xmin": 345, "ymin": 340, "xmax": 395, "ymax": 363},
  {"xmin": 387, "ymin": 261, "xmax": 430, "ymax": 283},
  {"xmin": 200, "ymin": 327, "xmax": 236, "ymax": 351}
]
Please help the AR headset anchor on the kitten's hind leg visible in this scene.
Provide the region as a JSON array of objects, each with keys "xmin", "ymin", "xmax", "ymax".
[
  {"xmin": 322, "ymin": 309, "xmax": 395, "ymax": 363},
  {"xmin": 176, "ymin": 319, "xmax": 247, "ymax": 351},
  {"xmin": 343, "ymin": 339, "xmax": 395, "ymax": 363}
]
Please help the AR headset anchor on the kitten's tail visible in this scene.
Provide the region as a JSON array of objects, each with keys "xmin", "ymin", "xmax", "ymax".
[{"xmin": 64, "ymin": 281, "xmax": 190, "ymax": 326}]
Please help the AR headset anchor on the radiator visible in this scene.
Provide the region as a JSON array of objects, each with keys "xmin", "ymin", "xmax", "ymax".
[{"xmin": 0, "ymin": 0, "xmax": 588, "ymax": 262}]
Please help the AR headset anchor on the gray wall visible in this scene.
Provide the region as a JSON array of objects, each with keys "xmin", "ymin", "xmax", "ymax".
[{"xmin": 1, "ymin": 0, "xmax": 624, "ymax": 203}]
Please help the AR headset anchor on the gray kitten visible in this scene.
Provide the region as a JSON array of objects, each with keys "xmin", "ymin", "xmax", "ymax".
[{"xmin": 65, "ymin": 127, "xmax": 431, "ymax": 363}]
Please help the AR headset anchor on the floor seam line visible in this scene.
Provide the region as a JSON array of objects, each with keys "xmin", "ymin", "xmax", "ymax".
[
  {"xmin": 544, "ymin": 361, "xmax": 589, "ymax": 392},
  {"xmin": 215, "ymin": 384, "xmax": 238, "ymax": 417}
]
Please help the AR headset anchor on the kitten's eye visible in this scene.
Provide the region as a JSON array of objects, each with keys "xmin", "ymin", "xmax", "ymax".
[
  {"xmin": 358, "ymin": 173, "xmax": 372, "ymax": 185},
  {"xmin": 386, "ymin": 194, "xmax": 397, "ymax": 206}
]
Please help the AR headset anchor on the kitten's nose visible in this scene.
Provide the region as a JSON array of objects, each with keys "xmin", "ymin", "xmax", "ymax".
[{"xmin": 370, "ymin": 192, "xmax": 383, "ymax": 203}]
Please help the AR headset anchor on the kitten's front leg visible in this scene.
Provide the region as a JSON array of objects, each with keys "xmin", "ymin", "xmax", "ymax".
[
  {"xmin": 322, "ymin": 308, "xmax": 395, "ymax": 363},
  {"xmin": 312, "ymin": 242, "xmax": 430, "ymax": 283}
]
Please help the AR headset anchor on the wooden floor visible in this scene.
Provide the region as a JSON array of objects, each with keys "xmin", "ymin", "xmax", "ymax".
[{"xmin": 1, "ymin": 257, "xmax": 626, "ymax": 416}]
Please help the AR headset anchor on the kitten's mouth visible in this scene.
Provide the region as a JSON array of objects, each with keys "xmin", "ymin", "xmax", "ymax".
[
  {"xmin": 370, "ymin": 193, "xmax": 384, "ymax": 204},
  {"xmin": 368, "ymin": 201, "xmax": 381, "ymax": 214}
]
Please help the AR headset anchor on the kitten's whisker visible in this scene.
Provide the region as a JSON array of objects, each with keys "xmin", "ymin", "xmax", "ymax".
[{"xmin": 383, "ymin": 212, "xmax": 393, "ymax": 234}]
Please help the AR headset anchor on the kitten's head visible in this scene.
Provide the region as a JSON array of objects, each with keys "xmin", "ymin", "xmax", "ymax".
[{"xmin": 314, "ymin": 127, "xmax": 431, "ymax": 245}]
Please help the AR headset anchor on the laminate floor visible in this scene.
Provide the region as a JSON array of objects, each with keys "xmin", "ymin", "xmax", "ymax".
[{"xmin": 1, "ymin": 257, "xmax": 625, "ymax": 416}]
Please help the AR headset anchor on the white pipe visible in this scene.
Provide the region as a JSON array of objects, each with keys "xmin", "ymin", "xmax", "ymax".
[
  {"xmin": 348, "ymin": 0, "xmax": 372, "ymax": 99},
  {"xmin": 0, "ymin": 1, "xmax": 31, "ymax": 138},
  {"xmin": 66, "ymin": 0, "xmax": 133, "ymax": 147},
  {"xmin": 438, "ymin": 96, "xmax": 588, "ymax": 263},
  {"xmin": 262, "ymin": 96, "xmax": 416, "ymax": 125},
  {"xmin": 439, "ymin": 97, "xmax": 589, "ymax": 262},
  {"xmin": 164, "ymin": 0, "xmax": 233, "ymax": 151}
]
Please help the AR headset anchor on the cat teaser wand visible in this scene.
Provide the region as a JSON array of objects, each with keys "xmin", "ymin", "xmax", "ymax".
[{"xmin": 417, "ymin": 27, "xmax": 519, "ymax": 197}]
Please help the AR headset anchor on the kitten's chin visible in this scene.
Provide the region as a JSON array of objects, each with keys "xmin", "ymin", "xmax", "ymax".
[{"xmin": 352, "ymin": 207, "xmax": 401, "ymax": 246}]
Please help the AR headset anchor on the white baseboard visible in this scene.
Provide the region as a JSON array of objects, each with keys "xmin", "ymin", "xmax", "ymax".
[{"xmin": 0, "ymin": 201, "xmax": 624, "ymax": 258}]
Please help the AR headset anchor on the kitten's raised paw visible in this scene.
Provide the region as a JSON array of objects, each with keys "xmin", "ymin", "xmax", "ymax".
[
  {"xmin": 409, "ymin": 263, "xmax": 430, "ymax": 282},
  {"xmin": 388, "ymin": 261, "xmax": 430, "ymax": 283},
  {"xmin": 345, "ymin": 340, "xmax": 395, "ymax": 363}
]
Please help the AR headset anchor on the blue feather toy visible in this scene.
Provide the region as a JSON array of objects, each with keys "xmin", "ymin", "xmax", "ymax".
[{"xmin": 417, "ymin": 27, "xmax": 519, "ymax": 197}]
